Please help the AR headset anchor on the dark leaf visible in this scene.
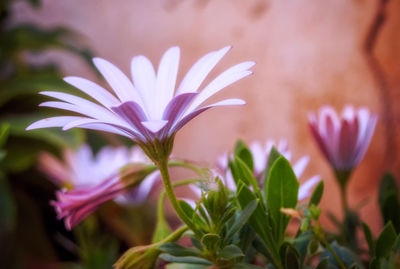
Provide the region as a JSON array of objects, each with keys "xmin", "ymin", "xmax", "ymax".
[
  {"xmin": 219, "ymin": 244, "xmax": 244, "ymax": 260},
  {"xmin": 159, "ymin": 254, "xmax": 213, "ymax": 265},
  {"xmin": 309, "ymin": 180, "xmax": 324, "ymax": 206},
  {"xmin": 362, "ymin": 222, "xmax": 375, "ymax": 257},
  {"xmin": 159, "ymin": 243, "xmax": 201, "ymax": 257},
  {"xmin": 376, "ymin": 222, "xmax": 396, "ymax": 258}
]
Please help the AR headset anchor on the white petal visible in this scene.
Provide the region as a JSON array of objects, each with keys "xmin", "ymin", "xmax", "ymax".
[
  {"xmin": 292, "ymin": 156, "xmax": 310, "ymax": 179},
  {"xmin": 130, "ymin": 55, "xmax": 156, "ymax": 117},
  {"xmin": 141, "ymin": 119, "xmax": 168, "ymax": 133},
  {"xmin": 155, "ymin": 47, "xmax": 180, "ymax": 119},
  {"xmin": 63, "ymin": 119, "xmax": 136, "ymax": 139},
  {"xmin": 134, "ymin": 171, "xmax": 159, "ymax": 202},
  {"xmin": 64, "ymin": 76, "xmax": 120, "ymax": 108},
  {"xmin": 26, "ymin": 116, "xmax": 83, "ymax": 130},
  {"xmin": 39, "ymin": 98, "xmax": 129, "ymax": 129},
  {"xmin": 249, "ymin": 141, "xmax": 266, "ymax": 174},
  {"xmin": 189, "ymin": 184, "xmax": 202, "ymax": 198},
  {"xmin": 298, "ymin": 176, "xmax": 321, "ymax": 201},
  {"xmin": 183, "ymin": 61, "xmax": 254, "ymax": 117},
  {"xmin": 39, "ymin": 91, "xmax": 125, "ymax": 124},
  {"xmin": 93, "ymin": 57, "xmax": 144, "ymax": 106},
  {"xmin": 177, "ymin": 46, "xmax": 231, "ymax": 95}
]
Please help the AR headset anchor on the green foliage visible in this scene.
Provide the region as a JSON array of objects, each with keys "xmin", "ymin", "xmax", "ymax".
[
  {"xmin": 309, "ymin": 180, "xmax": 324, "ymax": 206},
  {"xmin": 379, "ymin": 173, "xmax": 400, "ymax": 232},
  {"xmin": 266, "ymin": 156, "xmax": 299, "ymax": 243}
]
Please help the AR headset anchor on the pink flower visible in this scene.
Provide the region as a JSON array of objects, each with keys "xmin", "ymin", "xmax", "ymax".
[
  {"xmin": 308, "ymin": 105, "xmax": 378, "ymax": 171},
  {"xmin": 191, "ymin": 139, "xmax": 321, "ymax": 201},
  {"xmin": 27, "ymin": 46, "xmax": 254, "ymax": 160},
  {"xmin": 40, "ymin": 144, "xmax": 159, "ymax": 229}
]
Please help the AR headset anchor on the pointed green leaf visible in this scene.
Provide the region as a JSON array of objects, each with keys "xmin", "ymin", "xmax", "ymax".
[
  {"xmin": 160, "ymin": 254, "xmax": 213, "ymax": 265},
  {"xmin": 178, "ymin": 200, "xmax": 195, "ymax": 220},
  {"xmin": 309, "ymin": 181, "xmax": 324, "ymax": 206},
  {"xmin": 266, "ymin": 156, "xmax": 299, "ymax": 242},
  {"xmin": 362, "ymin": 222, "xmax": 375, "ymax": 257},
  {"xmin": 234, "ymin": 140, "xmax": 254, "ymax": 172},
  {"xmin": 263, "ymin": 146, "xmax": 282, "ymax": 190},
  {"xmin": 159, "ymin": 243, "xmax": 201, "ymax": 257},
  {"xmin": 219, "ymin": 244, "xmax": 244, "ymax": 260},
  {"xmin": 224, "ymin": 200, "xmax": 258, "ymax": 244},
  {"xmin": 376, "ymin": 222, "xmax": 397, "ymax": 258}
]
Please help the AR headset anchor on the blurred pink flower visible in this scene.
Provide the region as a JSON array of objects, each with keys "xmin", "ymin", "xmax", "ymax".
[
  {"xmin": 308, "ymin": 105, "xmax": 378, "ymax": 171},
  {"xmin": 191, "ymin": 139, "xmax": 321, "ymax": 201},
  {"xmin": 40, "ymin": 144, "xmax": 159, "ymax": 229},
  {"xmin": 27, "ymin": 46, "xmax": 254, "ymax": 160}
]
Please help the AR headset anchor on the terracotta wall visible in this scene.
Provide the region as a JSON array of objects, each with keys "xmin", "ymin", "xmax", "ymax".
[{"xmin": 12, "ymin": 0, "xmax": 400, "ymax": 234}]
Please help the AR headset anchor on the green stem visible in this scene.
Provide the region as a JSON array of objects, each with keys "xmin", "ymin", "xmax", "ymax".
[
  {"xmin": 335, "ymin": 170, "xmax": 352, "ymax": 216},
  {"xmin": 314, "ymin": 224, "xmax": 347, "ymax": 269},
  {"xmin": 156, "ymin": 179, "xmax": 200, "ymax": 227},
  {"xmin": 157, "ymin": 158, "xmax": 197, "ymax": 232},
  {"xmin": 168, "ymin": 160, "xmax": 207, "ymax": 176},
  {"xmin": 339, "ymin": 183, "xmax": 348, "ymax": 217}
]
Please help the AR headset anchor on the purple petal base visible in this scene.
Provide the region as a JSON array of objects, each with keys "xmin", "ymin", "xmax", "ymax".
[{"xmin": 51, "ymin": 176, "xmax": 125, "ymax": 230}]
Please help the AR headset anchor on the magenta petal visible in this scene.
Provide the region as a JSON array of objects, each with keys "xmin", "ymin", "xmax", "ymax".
[
  {"xmin": 171, "ymin": 107, "xmax": 210, "ymax": 135},
  {"xmin": 51, "ymin": 176, "xmax": 125, "ymax": 230},
  {"xmin": 111, "ymin": 101, "xmax": 152, "ymax": 140},
  {"xmin": 158, "ymin": 92, "xmax": 198, "ymax": 138},
  {"xmin": 338, "ymin": 118, "xmax": 359, "ymax": 169}
]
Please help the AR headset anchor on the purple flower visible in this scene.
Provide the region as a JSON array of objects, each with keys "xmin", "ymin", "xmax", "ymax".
[
  {"xmin": 308, "ymin": 105, "xmax": 378, "ymax": 171},
  {"xmin": 191, "ymin": 139, "xmax": 321, "ymax": 201},
  {"xmin": 27, "ymin": 46, "xmax": 254, "ymax": 161},
  {"xmin": 40, "ymin": 144, "xmax": 159, "ymax": 229}
]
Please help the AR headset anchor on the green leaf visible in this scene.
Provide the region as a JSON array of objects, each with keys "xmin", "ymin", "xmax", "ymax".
[
  {"xmin": 224, "ymin": 200, "xmax": 258, "ymax": 244},
  {"xmin": 307, "ymin": 239, "xmax": 319, "ymax": 256},
  {"xmin": 266, "ymin": 156, "xmax": 299, "ymax": 243},
  {"xmin": 378, "ymin": 173, "xmax": 400, "ymax": 232},
  {"xmin": 236, "ymin": 182, "xmax": 270, "ymax": 243},
  {"xmin": 315, "ymin": 257, "xmax": 329, "ymax": 269},
  {"xmin": 160, "ymin": 254, "xmax": 213, "ymax": 265},
  {"xmin": 233, "ymin": 156, "xmax": 263, "ymax": 200},
  {"xmin": 293, "ymin": 231, "xmax": 313, "ymax": 264},
  {"xmin": 376, "ymin": 222, "xmax": 397, "ymax": 258},
  {"xmin": 178, "ymin": 200, "xmax": 195, "ymax": 221},
  {"xmin": 191, "ymin": 238, "xmax": 203, "ymax": 251},
  {"xmin": 280, "ymin": 242, "xmax": 300, "ymax": 269},
  {"xmin": 362, "ymin": 222, "xmax": 375, "ymax": 257},
  {"xmin": 201, "ymin": 233, "xmax": 220, "ymax": 252},
  {"xmin": 159, "ymin": 243, "xmax": 201, "ymax": 257},
  {"xmin": 166, "ymin": 264, "xmax": 207, "ymax": 269},
  {"xmin": 219, "ymin": 244, "xmax": 244, "ymax": 260},
  {"xmin": 152, "ymin": 218, "xmax": 172, "ymax": 244},
  {"xmin": 0, "ymin": 123, "xmax": 10, "ymax": 148},
  {"xmin": 309, "ymin": 181, "xmax": 324, "ymax": 206},
  {"xmin": 234, "ymin": 140, "xmax": 254, "ymax": 172},
  {"xmin": 379, "ymin": 173, "xmax": 398, "ymax": 205},
  {"xmin": 263, "ymin": 146, "xmax": 282, "ymax": 188},
  {"xmin": 322, "ymin": 242, "xmax": 363, "ymax": 269},
  {"xmin": 0, "ymin": 175, "xmax": 16, "ymax": 234},
  {"xmin": 285, "ymin": 245, "xmax": 300, "ymax": 269}
]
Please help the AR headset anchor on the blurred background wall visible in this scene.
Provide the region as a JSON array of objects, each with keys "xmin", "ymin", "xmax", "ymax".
[{"xmin": 11, "ymin": 0, "xmax": 400, "ymax": 234}]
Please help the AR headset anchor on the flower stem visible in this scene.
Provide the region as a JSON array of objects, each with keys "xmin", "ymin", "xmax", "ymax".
[
  {"xmin": 157, "ymin": 158, "xmax": 197, "ymax": 232},
  {"xmin": 156, "ymin": 179, "xmax": 200, "ymax": 229},
  {"xmin": 313, "ymin": 223, "xmax": 347, "ymax": 269},
  {"xmin": 339, "ymin": 183, "xmax": 348, "ymax": 217},
  {"xmin": 168, "ymin": 160, "xmax": 206, "ymax": 176}
]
